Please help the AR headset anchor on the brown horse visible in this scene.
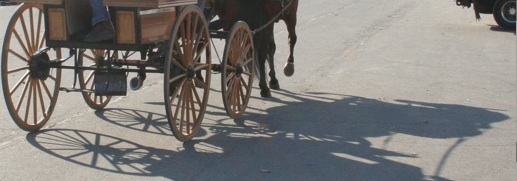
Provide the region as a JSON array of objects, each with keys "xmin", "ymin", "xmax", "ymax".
[{"xmin": 205, "ymin": 0, "xmax": 298, "ymax": 97}]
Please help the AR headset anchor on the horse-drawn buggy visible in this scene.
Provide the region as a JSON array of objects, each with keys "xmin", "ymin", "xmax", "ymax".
[
  {"xmin": 456, "ymin": 0, "xmax": 516, "ymax": 29},
  {"xmin": 1, "ymin": 0, "xmax": 298, "ymax": 142}
]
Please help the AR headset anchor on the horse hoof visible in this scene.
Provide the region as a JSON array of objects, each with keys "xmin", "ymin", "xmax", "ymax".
[
  {"xmin": 269, "ymin": 82, "xmax": 280, "ymax": 90},
  {"xmin": 284, "ymin": 62, "xmax": 294, "ymax": 77},
  {"xmin": 261, "ymin": 89, "xmax": 272, "ymax": 98}
]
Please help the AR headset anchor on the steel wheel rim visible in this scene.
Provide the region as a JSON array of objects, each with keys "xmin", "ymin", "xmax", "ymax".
[{"xmin": 502, "ymin": 1, "xmax": 516, "ymax": 23}]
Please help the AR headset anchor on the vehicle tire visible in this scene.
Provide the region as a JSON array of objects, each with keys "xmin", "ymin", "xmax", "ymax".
[{"xmin": 493, "ymin": 0, "xmax": 516, "ymax": 29}]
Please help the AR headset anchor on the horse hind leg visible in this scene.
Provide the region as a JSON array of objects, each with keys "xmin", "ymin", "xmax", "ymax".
[
  {"xmin": 283, "ymin": 13, "xmax": 297, "ymax": 77},
  {"xmin": 267, "ymin": 36, "xmax": 280, "ymax": 90},
  {"xmin": 257, "ymin": 47, "xmax": 272, "ymax": 98}
]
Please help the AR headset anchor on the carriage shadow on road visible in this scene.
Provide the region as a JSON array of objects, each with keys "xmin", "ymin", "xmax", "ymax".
[{"xmin": 25, "ymin": 90, "xmax": 508, "ymax": 180}]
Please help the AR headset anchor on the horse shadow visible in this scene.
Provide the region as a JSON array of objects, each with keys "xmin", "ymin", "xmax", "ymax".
[
  {"xmin": 25, "ymin": 90, "xmax": 508, "ymax": 180},
  {"xmin": 200, "ymin": 90, "xmax": 508, "ymax": 180}
]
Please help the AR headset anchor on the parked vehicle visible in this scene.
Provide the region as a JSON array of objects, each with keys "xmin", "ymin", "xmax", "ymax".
[
  {"xmin": 456, "ymin": 0, "xmax": 516, "ymax": 29},
  {"xmin": 0, "ymin": 0, "xmax": 18, "ymax": 6}
]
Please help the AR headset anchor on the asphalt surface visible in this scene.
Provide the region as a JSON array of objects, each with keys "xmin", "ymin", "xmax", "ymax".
[{"xmin": 0, "ymin": 0, "xmax": 516, "ymax": 180}]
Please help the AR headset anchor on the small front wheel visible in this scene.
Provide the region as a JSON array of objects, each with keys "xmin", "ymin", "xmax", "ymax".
[
  {"xmin": 221, "ymin": 21, "xmax": 255, "ymax": 119},
  {"xmin": 77, "ymin": 49, "xmax": 112, "ymax": 110},
  {"xmin": 493, "ymin": 0, "xmax": 516, "ymax": 29}
]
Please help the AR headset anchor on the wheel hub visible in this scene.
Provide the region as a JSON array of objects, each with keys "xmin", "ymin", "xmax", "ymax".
[
  {"xmin": 508, "ymin": 7, "xmax": 516, "ymax": 16},
  {"xmin": 29, "ymin": 51, "xmax": 51, "ymax": 80},
  {"xmin": 236, "ymin": 64, "xmax": 244, "ymax": 75},
  {"xmin": 187, "ymin": 66, "xmax": 196, "ymax": 79},
  {"xmin": 503, "ymin": 2, "xmax": 517, "ymax": 22}
]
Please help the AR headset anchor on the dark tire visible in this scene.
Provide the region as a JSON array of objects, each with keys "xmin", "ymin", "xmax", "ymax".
[{"xmin": 493, "ymin": 0, "xmax": 516, "ymax": 29}]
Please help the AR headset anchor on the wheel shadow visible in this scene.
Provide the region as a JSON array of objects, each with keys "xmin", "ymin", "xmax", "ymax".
[
  {"xmin": 26, "ymin": 90, "xmax": 509, "ymax": 180},
  {"xmin": 25, "ymin": 129, "xmax": 217, "ymax": 179},
  {"xmin": 488, "ymin": 25, "xmax": 516, "ymax": 33},
  {"xmin": 94, "ymin": 108, "xmax": 172, "ymax": 136}
]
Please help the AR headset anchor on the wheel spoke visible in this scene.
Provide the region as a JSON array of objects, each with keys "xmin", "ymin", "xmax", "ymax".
[
  {"xmin": 228, "ymin": 78, "xmax": 235, "ymax": 111},
  {"xmin": 35, "ymin": 10, "xmax": 43, "ymax": 50},
  {"xmin": 191, "ymin": 83, "xmax": 202, "ymax": 107},
  {"xmin": 225, "ymin": 65, "xmax": 236, "ymax": 72},
  {"xmin": 39, "ymin": 78, "xmax": 53, "ymax": 101},
  {"xmin": 8, "ymin": 48, "xmax": 30, "ymax": 63},
  {"xmin": 226, "ymin": 77, "xmax": 236, "ymax": 102},
  {"xmin": 240, "ymin": 43, "xmax": 252, "ymax": 63},
  {"xmin": 9, "ymin": 71, "xmax": 30, "ymax": 95},
  {"xmin": 188, "ymin": 86, "xmax": 197, "ymax": 126},
  {"xmin": 193, "ymin": 63, "xmax": 210, "ymax": 72},
  {"xmin": 185, "ymin": 83, "xmax": 192, "ymax": 134},
  {"xmin": 238, "ymin": 78, "xmax": 246, "ymax": 105},
  {"xmin": 169, "ymin": 78, "xmax": 186, "ymax": 104},
  {"xmin": 23, "ymin": 79, "xmax": 33, "ymax": 122},
  {"xmin": 240, "ymin": 76, "xmax": 251, "ymax": 92},
  {"xmin": 29, "ymin": 8, "xmax": 36, "ymax": 52},
  {"xmin": 12, "ymin": 29, "xmax": 31, "ymax": 58},
  {"xmin": 85, "ymin": 71, "xmax": 95, "ymax": 87},
  {"xmin": 193, "ymin": 77, "xmax": 208, "ymax": 89},
  {"xmin": 167, "ymin": 74, "xmax": 186, "ymax": 85},
  {"xmin": 174, "ymin": 83, "xmax": 187, "ymax": 133},
  {"xmin": 179, "ymin": 22, "xmax": 188, "ymax": 65},
  {"xmin": 193, "ymin": 41, "xmax": 208, "ymax": 63},
  {"xmin": 36, "ymin": 80, "xmax": 48, "ymax": 119},
  {"xmin": 185, "ymin": 14, "xmax": 193, "ymax": 64},
  {"xmin": 232, "ymin": 77, "xmax": 240, "ymax": 112},
  {"xmin": 235, "ymin": 77, "xmax": 242, "ymax": 112},
  {"xmin": 224, "ymin": 72, "xmax": 236, "ymax": 85},
  {"xmin": 7, "ymin": 66, "xmax": 29, "ymax": 74},
  {"xmin": 172, "ymin": 44, "xmax": 185, "ymax": 69},
  {"xmin": 32, "ymin": 79, "xmax": 38, "ymax": 124},
  {"xmin": 19, "ymin": 14, "xmax": 34, "ymax": 53},
  {"xmin": 14, "ymin": 77, "xmax": 29, "ymax": 113},
  {"xmin": 191, "ymin": 15, "xmax": 201, "ymax": 60}
]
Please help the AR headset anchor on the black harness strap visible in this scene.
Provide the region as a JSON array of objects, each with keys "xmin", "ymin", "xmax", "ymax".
[{"xmin": 251, "ymin": 0, "xmax": 294, "ymax": 35}]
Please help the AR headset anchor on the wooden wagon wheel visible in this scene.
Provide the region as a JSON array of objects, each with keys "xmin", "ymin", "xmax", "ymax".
[
  {"xmin": 221, "ymin": 21, "xmax": 255, "ymax": 119},
  {"xmin": 1, "ymin": 4, "xmax": 62, "ymax": 131},
  {"xmin": 77, "ymin": 49, "xmax": 112, "ymax": 110},
  {"xmin": 164, "ymin": 5, "xmax": 211, "ymax": 142}
]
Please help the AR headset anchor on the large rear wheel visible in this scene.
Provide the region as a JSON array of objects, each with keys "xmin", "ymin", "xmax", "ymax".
[
  {"xmin": 164, "ymin": 5, "xmax": 211, "ymax": 142},
  {"xmin": 1, "ymin": 4, "xmax": 62, "ymax": 131},
  {"xmin": 221, "ymin": 21, "xmax": 255, "ymax": 119}
]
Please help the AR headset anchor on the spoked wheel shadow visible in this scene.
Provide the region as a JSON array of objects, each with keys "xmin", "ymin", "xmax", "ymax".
[
  {"xmin": 26, "ymin": 129, "xmax": 227, "ymax": 179},
  {"xmin": 93, "ymin": 108, "xmax": 209, "ymax": 139},
  {"xmin": 26, "ymin": 129, "xmax": 169, "ymax": 176},
  {"xmin": 94, "ymin": 108, "xmax": 172, "ymax": 136}
]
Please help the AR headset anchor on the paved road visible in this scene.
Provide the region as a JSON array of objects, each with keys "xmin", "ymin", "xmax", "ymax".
[{"xmin": 0, "ymin": 0, "xmax": 515, "ymax": 180}]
